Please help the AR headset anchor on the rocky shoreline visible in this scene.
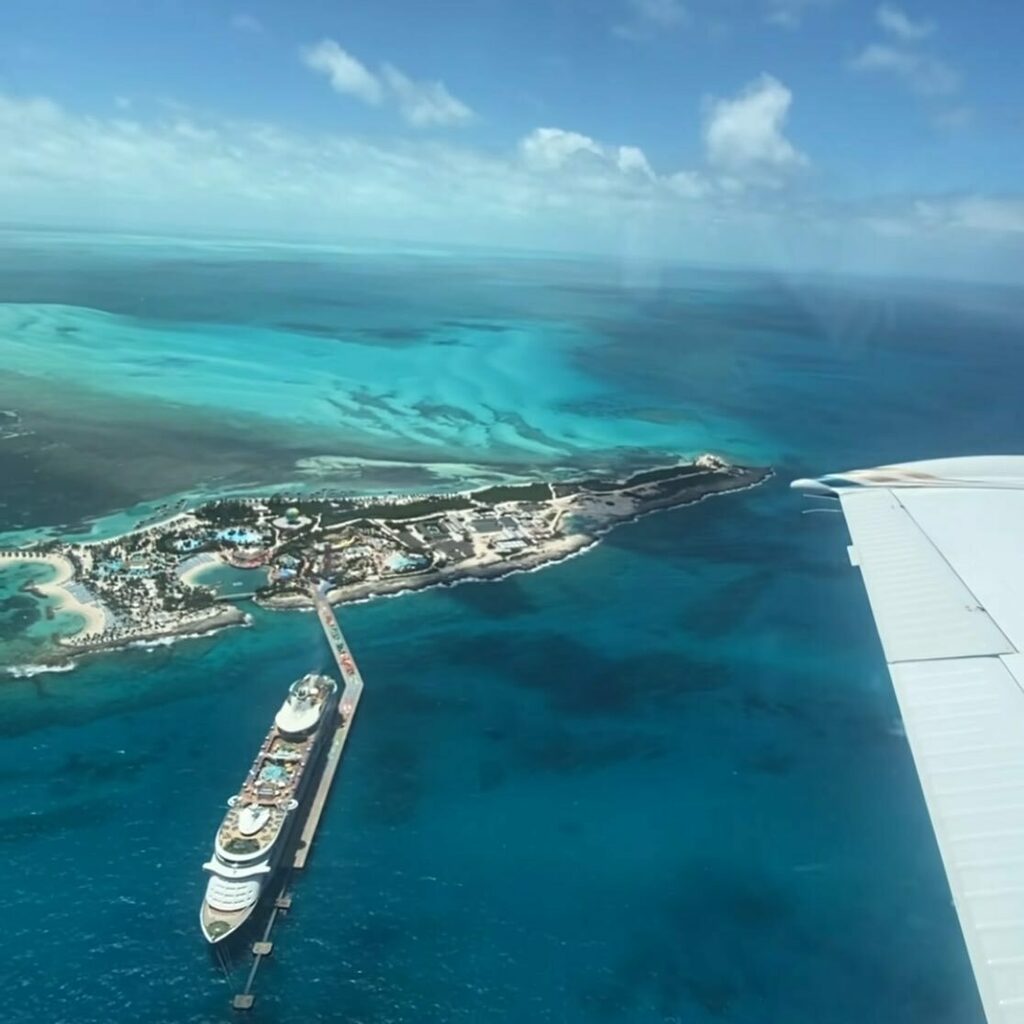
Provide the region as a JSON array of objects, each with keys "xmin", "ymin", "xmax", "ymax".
[
  {"xmin": 2, "ymin": 457, "xmax": 771, "ymax": 670},
  {"xmin": 57, "ymin": 604, "xmax": 249, "ymax": 654},
  {"xmin": 261, "ymin": 464, "xmax": 773, "ymax": 612}
]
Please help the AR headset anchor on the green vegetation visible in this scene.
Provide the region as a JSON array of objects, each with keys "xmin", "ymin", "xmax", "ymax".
[
  {"xmin": 364, "ymin": 495, "xmax": 473, "ymax": 520},
  {"xmin": 621, "ymin": 464, "xmax": 703, "ymax": 488},
  {"xmin": 642, "ymin": 473, "xmax": 724, "ymax": 502},
  {"xmin": 472, "ymin": 482, "xmax": 552, "ymax": 504},
  {"xmin": 197, "ymin": 500, "xmax": 260, "ymax": 527},
  {"xmin": 44, "ymin": 458, "xmax": 766, "ymax": 644},
  {"xmin": 155, "ymin": 530, "xmax": 214, "ymax": 555}
]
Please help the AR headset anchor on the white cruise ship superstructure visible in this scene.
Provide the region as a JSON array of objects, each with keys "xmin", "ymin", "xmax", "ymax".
[{"xmin": 200, "ymin": 673, "xmax": 339, "ymax": 943}]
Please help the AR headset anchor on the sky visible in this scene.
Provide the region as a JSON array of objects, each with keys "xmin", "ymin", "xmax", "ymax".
[{"xmin": 0, "ymin": 0, "xmax": 1022, "ymax": 280}]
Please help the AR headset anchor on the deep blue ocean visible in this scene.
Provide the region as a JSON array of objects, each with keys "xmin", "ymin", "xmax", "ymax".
[{"xmin": 2, "ymin": 231, "xmax": 1023, "ymax": 1022}]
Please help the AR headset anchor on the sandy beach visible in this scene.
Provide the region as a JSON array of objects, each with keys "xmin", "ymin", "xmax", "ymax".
[
  {"xmin": 11, "ymin": 552, "xmax": 109, "ymax": 639},
  {"xmin": 177, "ymin": 551, "xmax": 225, "ymax": 586},
  {"xmin": 0, "ymin": 462, "xmax": 771, "ymax": 666},
  {"xmin": 56, "ymin": 604, "xmax": 247, "ymax": 654}
]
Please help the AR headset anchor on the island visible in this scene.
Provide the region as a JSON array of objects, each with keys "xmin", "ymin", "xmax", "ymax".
[{"xmin": 1, "ymin": 454, "xmax": 771, "ymax": 661}]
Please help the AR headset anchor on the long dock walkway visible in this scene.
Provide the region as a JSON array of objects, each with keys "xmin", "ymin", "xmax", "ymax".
[
  {"xmin": 293, "ymin": 589, "xmax": 365, "ymax": 869},
  {"xmin": 230, "ymin": 586, "xmax": 365, "ymax": 1010}
]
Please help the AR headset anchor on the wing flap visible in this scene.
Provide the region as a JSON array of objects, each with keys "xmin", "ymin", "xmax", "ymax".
[
  {"xmin": 898, "ymin": 489, "xmax": 1024, "ymax": 653},
  {"xmin": 839, "ymin": 488, "xmax": 1014, "ymax": 663},
  {"xmin": 796, "ymin": 460, "xmax": 1024, "ymax": 1023},
  {"xmin": 891, "ymin": 656, "xmax": 1024, "ymax": 1022}
]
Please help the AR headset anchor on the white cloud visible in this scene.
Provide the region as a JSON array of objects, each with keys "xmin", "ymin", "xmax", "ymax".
[
  {"xmin": 667, "ymin": 170, "xmax": 710, "ymax": 199},
  {"xmin": 863, "ymin": 197, "xmax": 1024, "ymax": 247},
  {"xmin": 876, "ymin": 4, "xmax": 934, "ymax": 41},
  {"xmin": 519, "ymin": 130, "xmax": 659, "ymax": 186},
  {"xmin": 519, "ymin": 127, "xmax": 603, "ymax": 171},
  {"xmin": 614, "ymin": 0, "xmax": 688, "ymax": 40},
  {"xmin": 380, "ymin": 64, "xmax": 473, "ymax": 127},
  {"xmin": 515, "ymin": 79, "xmax": 807, "ymax": 201},
  {"xmin": 849, "ymin": 43, "xmax": 959, "ymax": 96},
  {"xmin": 0, "ymin": 91, "xmax": 1020, "ymax": 280},
  {"xmin": 302, "ymin": 39, "xmax": 383, "ymax": 105},
  {"xmin": 301, "ymin": 39, "xmax": 473, "ymax": 128},
  {"xmin": 616, "ymin": 145, "xmax": 655, "ymax": 178},
  {"xmin": 917, "ymin": 196, "xmax": 1024, "ymax": 234},
  {"xmin": 231, "ymin": 13, "xmax": 264, "ymax": 34},
  {"xmin": 703, "ymin": 75, "xmax": 807, "ymax": 184},
  {"xmin": 764, "ymin": 0, "xmax": 831, "ymax": 29},
  {"xmin": 0, "ymin": 94, "xmax": 679, "ymax": 242}
]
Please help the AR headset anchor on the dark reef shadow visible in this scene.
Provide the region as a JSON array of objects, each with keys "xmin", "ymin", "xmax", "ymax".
[
  {"xmin": 0, "ymin": 797, "xmax": 119, "ymax": 844},
  {"xmin": 441, "ymin": 576, "xmax": 538, "ymax": 618},
  {"xmin": 356, "ymin": 736, "xmax": 424, "ymax": 826},
  {"xmin": 449, "ymin": 630, "xmax": 731, "ymax": 717}
]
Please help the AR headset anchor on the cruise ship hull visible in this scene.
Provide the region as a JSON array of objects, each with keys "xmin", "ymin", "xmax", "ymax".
[{"xmin": 200, "ymin": 674, "xmax": 339, "ymax": 944}]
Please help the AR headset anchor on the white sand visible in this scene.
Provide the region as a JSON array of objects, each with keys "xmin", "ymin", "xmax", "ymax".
[
  {"xmin": 178, "ymin": 552, "xmax": 225, "ymax": 586},
  {"xmin": 16, "ymin": 553, "xmax": 108, "ymax": 639},
  {"xmin": 59, "ymin": 604, "xmax": 247, "ymax": 653}
]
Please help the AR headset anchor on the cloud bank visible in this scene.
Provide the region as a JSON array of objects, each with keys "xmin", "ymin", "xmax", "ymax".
[
  {"xmin": 876, "ymin": 4, "xmax": 934, "ymax": 41},
  {"xmin": 614, "ymin": 0, "xmax": 689, "ymax": 40},
  {"xmin": 0, "ymin": 78, "xmax": 1018, "ymax": 280},
  {"xmin": 850, "ymin": 7, "xmax": 959, "ymax": 100},
  {"xmin": 301, "ymin": 39, "xmax": 473, "ymax": 127},
  {"xmin": 850, "ymin": 43, "xmax": 959, "ymax": 96},
  {"xmin": 764, "ymin": 0, "xmax": 832, "ymax": 29}
]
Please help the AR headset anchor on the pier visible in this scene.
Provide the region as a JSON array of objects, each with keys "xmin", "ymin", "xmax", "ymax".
[
  {"xmin": 293, "ymin": 590, "xmax": 365, "ymax": 869},
  {"xmin": 229, "ymin": 587, "xmax": 365, "ymax": 1011}
]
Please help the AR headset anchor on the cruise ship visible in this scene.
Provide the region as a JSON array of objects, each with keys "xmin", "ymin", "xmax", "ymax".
[{"xmin": 200, "ymin": 673, "xmax": 339, "ymax": 943}]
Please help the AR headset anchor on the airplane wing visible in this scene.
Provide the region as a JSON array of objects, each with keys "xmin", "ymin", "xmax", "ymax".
[{"xmin": 793, "ymin": 456, "xmax": 1024, "ymax": 1024}]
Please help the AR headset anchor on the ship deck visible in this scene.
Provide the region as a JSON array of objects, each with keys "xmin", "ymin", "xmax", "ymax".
[
  {"xmin": 216, "ymin": 592, "xmax": 365, "ymax": 1010},
  {"xmin": 213, "ymin": 682, "xmax": 335, "ymax": 859}
]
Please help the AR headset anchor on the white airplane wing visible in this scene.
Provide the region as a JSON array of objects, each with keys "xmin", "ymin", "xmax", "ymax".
[{"xmin": 793, "ymin": 456, "xmax": 1024, "ymax": 1024}]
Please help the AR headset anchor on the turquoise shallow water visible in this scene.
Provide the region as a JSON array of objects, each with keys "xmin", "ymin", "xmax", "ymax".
[
  {"xmin": 2, "ymin": 233, "xmax": 1022, "ymax": 1021},
  {"xmin": 0, "ymin": 490, "xmax": 980, "ymax": 1024},
  {"xmin": 194, "ymin": 563, "xmax": 268, "ymax": 596},
  {"xmin": 0, "ymin": 302, "xmax": 730, "ymax": 459},
  {"xmin": 0, "ymin": 240, "xmax": 772, "ymax": 541},
  {"xmin": 0, "ymin": 559, "xmax": 84, "ymax": 664}
]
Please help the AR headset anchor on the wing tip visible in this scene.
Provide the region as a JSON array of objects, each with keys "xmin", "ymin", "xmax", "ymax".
[{"xmin": 791, "ymin": 477, "xmax": 838, "ymax": 496}]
